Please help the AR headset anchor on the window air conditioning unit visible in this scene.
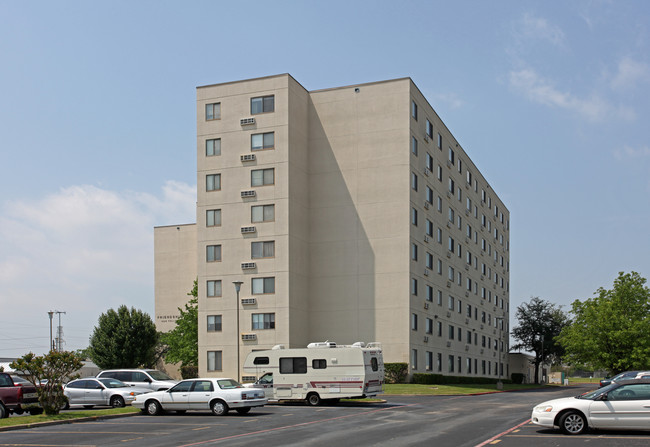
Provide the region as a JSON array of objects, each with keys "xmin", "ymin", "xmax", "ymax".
[
  {"xmin": 240, "ymin": 154, "xmax": 256, "ymax": 162},
  {"xmin": 241, "ymin": 298, "xmax": 256, "ymax": 305},
  {"xmin": 423, "ymin": 336, "xmax": 429, "ymax": 342},
  {"xmin": 424, "ymin": 269, "xmax": 429, "ymax": 276},
  {"xmin": 241, "ymin": 333, "xmax": 257, "ymax": 341},
  {"xmin": 480, "ymin": 349, "xmax": 484, "ymax": 354},
  {"xmin": 424, "ymin": 202, "xmax": 430, "ymax": 209},
  {"xmin": 465, "ymin": 345, "xmax": 469, "ymax": 351},
  {"xmin": 423, "ymin": 133, "xmax": 430, "ymax": 142},
  {"xmin": 464, "ymin": 265, "xmax": 469, "ymax": 271},
  {"xmin": 424, "ymin": 303, "xmax": 429, "ymax": 310},
  {"xmin": 447, "ymin": 251, "xmax": 452, "ymax": 258},
  {"xmin": 465, "ymin": 209, "xmax": 470, "ymax": 216},
  {"xmin": 446, "ymin": 160, "xmax": 452, "ymax": 168},
  {"xmin": 465, "ymin": 292, "xmax": 469, "ymax": 297},
  {"xmin": 241, "ymin": 226, "xmax": 256, "ymax": 234},
  {"xmin": 446, "ymin": 281, "xmax": 451, "ymax": 288},
  {"xmin": 424, "ymin": 235, "xmax": 429, "ymax": 243},
  {"xmin": 446, "ymin": 311, "xmax": 451, "ymax": 318},
  {"xmin": 446, "ymin": 341, "xmax": 451, "ymax": 347},
  {"xmin": 241, "ymin": 262, "xmax": 256, "ymax": 270},
  {"xmin": 241, "ymin": 190, "xmax": 256, "ymax": 198},
  {"xmin": 240, "ymin": 117, "xmax": 256, "ymax": 125},
  {"xmin": 423, "ymin": 168, "xmax": 430, "ymax": 176}
]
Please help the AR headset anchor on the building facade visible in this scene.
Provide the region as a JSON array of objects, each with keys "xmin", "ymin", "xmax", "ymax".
[{"xmin": 155, "ymin": 74, "xmax": 510, "ymax": 380}]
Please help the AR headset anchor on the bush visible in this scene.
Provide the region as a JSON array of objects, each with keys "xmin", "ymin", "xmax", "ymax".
[
  {"xmin": 511, "ymin": 373, "xmax": 525, "ymax": 384},
  {"xmin": 181, "ymin": 365, "xmax": 198, "ymax": 379},
  {"xmin": 411, "ymin": 373, "xmax": 512, "ymax": 385},
  {"xmin": 384, "ymin": 363, "xmax": 409, "ymax": 383}
]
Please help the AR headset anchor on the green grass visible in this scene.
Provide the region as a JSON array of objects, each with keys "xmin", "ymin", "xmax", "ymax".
[
  {"xmin": 0, "ymin": 406, "xmax": 139, "ymax": 428},
  {"xmin": 567, "ymin": 377, "xmax": 602, "ymax": 384},
  {"xmin": 383, "ymin": 383, "xmax": 547, "ymax": 395}
]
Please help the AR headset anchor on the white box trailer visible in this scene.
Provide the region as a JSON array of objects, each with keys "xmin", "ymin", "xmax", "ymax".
[{"xmin": 243, "ymin": 341, "xmax": 384, "ymax": 406}]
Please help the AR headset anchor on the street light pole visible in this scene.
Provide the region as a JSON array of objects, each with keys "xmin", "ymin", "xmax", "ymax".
[{"xmin": 233, "ymin": 281, "xmax": 243, "ymax": 382}]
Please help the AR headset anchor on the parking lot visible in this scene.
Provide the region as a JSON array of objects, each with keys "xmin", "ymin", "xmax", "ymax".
[{"xmin": 1, "ymin": 384, "xmax": 649, "ymax": 446}]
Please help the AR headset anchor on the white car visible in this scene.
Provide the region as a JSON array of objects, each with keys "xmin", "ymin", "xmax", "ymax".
[
  {"xmin": 531, "ymin": 379, "xmax": 650, "ymax": 435},
  {"xmin": 63, "ymin": 378, "xmax": 152, "ymax": 408},
  {"xmin": 132, "ymin": 378, "xmax": 267, "ymax": 416},
  {"xmin": 96, "ymin": 369, "xmax": 178, "ymax": 391}
]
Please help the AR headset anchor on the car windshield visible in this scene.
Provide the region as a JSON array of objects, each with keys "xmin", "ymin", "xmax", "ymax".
[
  {"xmin": 99, "ymin": 378, "xmax": 129, "ymax": 388},
  {"xmin": 577, "ymin": 383, "xmax": 617, "ymax": 400},
  {"xmin": 147, "ymin": 371, "xmax": 173, "ymax": 381},
  {"xmin": 217, "ymin": 379, "xmax": 243, "ymax": 389}
]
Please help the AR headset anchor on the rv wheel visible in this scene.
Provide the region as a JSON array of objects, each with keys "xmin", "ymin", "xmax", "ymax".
[{"xmin": 306, "ymin": 393, "xmax": 321, "ymax": 406}]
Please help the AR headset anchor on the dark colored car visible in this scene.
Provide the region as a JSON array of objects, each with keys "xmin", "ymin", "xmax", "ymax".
[{"xmin": 599, "ymin": 371, "xmax": 641, "ymax": 388}]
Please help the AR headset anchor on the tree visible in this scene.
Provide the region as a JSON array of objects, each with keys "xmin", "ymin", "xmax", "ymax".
[
  {"xmin": 559, "ymin": 271, "xmax": 650, "ymax": 375},
  {"xmin": 10, "ymin": 351, "xmax": 84, "ymax": 415},
  {"xmin": 161, "ymin": 280, "xmax": 198, "ymax": 375},
  {"xmin": 511, "ymin": 297, "xmax": 568, "ymax": 384},
  {"xmin": 88, "ymin": 305, "xmax": 158, "ymax": 369}
]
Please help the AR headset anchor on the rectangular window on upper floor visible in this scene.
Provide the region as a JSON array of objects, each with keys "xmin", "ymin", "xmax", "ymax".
[
  {"xmin": 411, "ymin": 100, "xmax": 418, "ymax": 120},
  {"xmin": 411, "ymin": 136, "xmax": 418, "ymax": 156},
  {"xmin": 251, "ymin": 241, "xmax": 275, "ymax": 259},
  {"xmin": 251, "ymin": 168, "xmax": 274, "ymax": 186},
  {"xmin": 251, "ymin": 95, "xmax": 274, "ymax": 114},
  {"xmin": 207, "ymin": 315, "xmax": 222, "ymax": 332},
  {"xmin": 206, "ymin": 138, "xmax": 221, "ymax": 156},
  {"xmin": 251, "ymin": 204, "xmax": 274, "ymax": 223},
  {"xmin": 205, "ymin": 103, "xmax": 220, "ymax": 120},
  {"xmin": 252, "ymin": 313, "xmax": 275, "ymax": 330},
  {"xmin": 206, "ymin": 209, "xmax": 221, "ymax": 227},
  {"xmin": 206, "ymin": 245, "xmax": 221, "ymax": 262},
  {"xmin": 206, "ymin": 174, "xmax": 221, "ymax": 191},
  {"xmin": 207, "ymin": 280, "xmax": 222, "ymax": 297},
  {"xmin": 252, "ymin": 277, "xmax": 275, "ymax": 294},
  {"xmin": 251, "ymin": 132, "xmax": 275, "ymax": 151}
]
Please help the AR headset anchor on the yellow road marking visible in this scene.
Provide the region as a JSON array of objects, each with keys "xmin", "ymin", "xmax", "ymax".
[
  {"xmin": 192, "ymin": 426, "xmax": 212, "ymax": 431},
  {"xmin": 122, "ymin": 436, "xmax": 144, "ymax": 442}
]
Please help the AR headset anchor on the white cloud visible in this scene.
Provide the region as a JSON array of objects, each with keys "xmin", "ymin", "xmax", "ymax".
[
  {"xmin": 433, "ymin": 92, "xmax": 464, "ymax": 110},
  {"xmin": 614, "ymin": 145, "xmax": 650, "ymax": 161},
  {"xmin": 508, "ymin": 68, "xmax": 634, "ymax": 121},
  {"xmin": 0, "ymin": 181, "xmax": 196, "ymax": 357},
  {"xmin": 517, "ymin": 13, "xmax": 565, "ymax": 47},
  {"xmin": 610, "ymin": 56, "xmax": 650, "ymax": 91}
]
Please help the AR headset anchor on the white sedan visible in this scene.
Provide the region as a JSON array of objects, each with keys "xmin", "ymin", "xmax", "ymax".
[
  {"xmin": 531, "ymin": 379, "xmax": 650, "ymax": 435},
  {"xmin": 132, "ymin": 378, "xmax": 267, "ymax": 416},
  {"xmin": 63, "ymin": 378, "xmax": 151, "ymax": 408}
]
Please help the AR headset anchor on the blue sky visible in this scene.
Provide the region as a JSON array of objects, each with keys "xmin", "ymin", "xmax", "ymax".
[{"xmin": 1, "ymin": 1, "xmax": 649, "ymax": 357}]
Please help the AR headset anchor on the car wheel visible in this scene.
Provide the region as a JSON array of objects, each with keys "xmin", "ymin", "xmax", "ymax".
[
  {"xmin": 211, "ymin": 400, "xmax": 229, "ymax": 416},
  {"xmin": 110, "ymin": 396, "xmax": 126, "ymax": 408},
  {"xmin": 306, "ymin": 393, "xmax": 321, "ymax": 406},
  {"xmin": 83, "ymin": 405, "xmax": 94, "ymax": 409},
  {"xmin": 236, "ymin": 407, "xmax": 251, "ymax": 415},
  {"xmin": 559, "ymin": 411, "xmax": 587, "ymax": 435},
  {"xmin": 146, "ymin": 400, "xmax": 162, "ymax": 416},
  {"xmin": 0, "ymin": 403, "xmax": 8, "ymax": 419},
  {"xmin": 61, "ymin": 398, "xmax": 70, "ymax": 411}
]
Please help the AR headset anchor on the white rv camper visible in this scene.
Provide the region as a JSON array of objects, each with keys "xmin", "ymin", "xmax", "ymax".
[{"xmin": 243, "ymin": 342, "xmax": 384, "ymax": 405}]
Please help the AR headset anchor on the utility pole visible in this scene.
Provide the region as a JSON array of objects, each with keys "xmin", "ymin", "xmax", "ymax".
[
  {"xmin": 54, "ymin": 311, "xmax": 66, "ymax": 352},
  {"xmin": 48, "ymin": 311, "xmax": 54, "ymax": 352}
]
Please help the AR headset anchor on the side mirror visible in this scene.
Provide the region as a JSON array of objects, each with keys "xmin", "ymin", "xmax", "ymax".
[
  {"xmin": 144, "ymin": 378, "xmax": 152, "ymax": 383},
  {"xmin": 597, "ymin": 393, "xmax": 608, "ymax": 401}
]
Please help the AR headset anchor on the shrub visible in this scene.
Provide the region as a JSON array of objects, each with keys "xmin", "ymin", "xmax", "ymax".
[
  {"xmin": 411, "ymin": 373, "xmax": 512, "ymax": 385},
  {"xmin": 384, "ymin": 363, "xmax": 409, "ymax": 383},
  {"xmin": 511, "ymin": 373, "xmax": 525, "ymax": 384},
  {"xmin": 181, "ymin": 365, "xmax": 198, "ymax": 379}
]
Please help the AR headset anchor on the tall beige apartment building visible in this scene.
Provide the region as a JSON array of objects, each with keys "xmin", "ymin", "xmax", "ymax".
[{"xmin": 154, "ymin": 74, "xmax": 510, "ymax": 381}]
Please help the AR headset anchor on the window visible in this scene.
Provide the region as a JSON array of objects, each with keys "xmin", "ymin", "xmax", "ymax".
[
  {"xmin": 437, "ymin": 165, "xmax": 443, "ymax": 181},
  {"xmin": 449, "ymin": 355, "xmax": 455, "ymax": 373},
  {"xmin": 426, "ymin": 285, "xmax": 433, "ymax": 302},
  {"xmin": 426, "ymin": 219, "xmax": 433, "ymax": 236},
  {"xmin": 426, "ymin": 153, "xmax": 433, "ymax": 171},
  {"xmin": 448, "ymin": 207, "xmax": 454, "ymax": 222},
  {"xmin": 437, "ymin": 133, "xmax": 442, "ymax": 149},
  {"xmin": 448, "ymin": 266, "xmax": 454, "ymax": 281},
  {"xmin": 426, "ymin": 119, "xmax": 433, "ymax": 138},
  {"xmin": 448, "ymin": 178, "xmax": 455, "ymax": 194},
  {"xmin": 312, "ymin": 359, "xmax": 327, "ymax": 369},
  {"xmin": 437, "ymin": 353, "xmax": 442, "ymax": 372},
  {"xmin": 426, "ymin": 186, "xmax": 433, "ymax": 204},
  {"xmin": 411, "ymin": 100, "xmax": 418, "ymax": 120},
  {"xmin": 411, "ymin": 243, "xmax": 418, "ymax": 261},
  {"xmin": 426, "ymin": 252, "xmax": 433, "ymax": 269},
  {"xmin": 411, "ymin": 172, "xmax": 418, "ymax": 191},
  {"xmin": 448, "ymin": 237, "xmax": 455, "ymax": 252},
  {"xmin": 426, "ymin": 352, "xmax": 433, "ymax": 371},
  {"xmin": 252, "ymin": 277, "xmax": 275, "ymax": 294},
  {"xmin": 252, "ymin": 313, "xmax": 275, "ymax": 329},
  {"xmin": 206, "ymin": 209, "xmax": 221, "ymax": 227},
  {"xmin": 251, "ymin": 168, "xmax": 274, "ymax": 186},
  {"xmin": 207, "ymin": 280, "xmax": 222, "ymax": 297},
  {"xmin": 448, "ymin": 296, "xmax": 454, "ymax": 310},
  {"xmin": 411, "ymin": 278, "xmax": 418, "ymax": 295},
  {"xmin": 411, "ymin": 313, "xmax": 418, "ymax": 330},
  {"xmin": 251, "ymin": 204, "xmax": 275, "ymax": 223},
  {"xmin": 411, "ymin": 136, "xmax": 418, "ymax": 155},
  {"xmin": 206, "ymin": 245, "xmax": 221, "ymax": 262},
  {"xmin": 205, "ymin": 103, "xmax": 220, "ymax": 120},
  {"xmin": 251, "ymin": 132, "xmax": 274, "ymax": 151},
  {"xmin": 207, "ymin": 315, "xmax": 222, "ymax": 332},
  {"xmin": 437, "ymin": 321, "xmax": 442, "ymax": 336},
  {"xmin": 251, "ymin": 241, "xmax": 275, "ymax": 259},
  {"xmin": 426, "ymin": 318, "xmax": 433, "ymax": 334},
  {"xmin": 206, "ymin": 138, "xmax": 221, "ymax": 156},
  {"xmin": 206, "ymin": 174, "xmax": 221, "ymax": 191},
  {"xmin": 207, "ymin": 351, "xmax": 222, "ymax": 371},
  {"xmin": 280, "ymin": 357, "xmax": 307, "ymax": 374},
  {"xmin": 448, "ymin": 147, "xmax": 455, "ymax": 165},
  {"xmin": 371, "ymin": 357, "xmax": 379, "ymax": 372},
  {"xmin": 251, "ymin": 95, "xmax": 274, "ymax": 114},
  {"xmin": 411, "ymin": 349, "xmax": 418, "ymax": 369},
  {"xmin": 411, "ymin": 207, "xmax": 418, "ymax": 226}
]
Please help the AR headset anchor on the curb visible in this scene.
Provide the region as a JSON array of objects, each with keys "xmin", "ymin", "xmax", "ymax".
[{"xmin": 0, "ymin": 410, "xmax": 140, "ymax": 432}]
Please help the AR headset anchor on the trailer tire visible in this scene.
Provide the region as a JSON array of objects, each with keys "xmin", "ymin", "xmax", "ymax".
[{"xmin": 306, "ymin": 393, "xmax": 321, "ymax": 406}]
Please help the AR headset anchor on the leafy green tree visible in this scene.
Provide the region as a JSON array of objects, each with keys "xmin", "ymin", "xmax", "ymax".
[
  {"xmin": 88, "ymin": 305, "xmax": 158, "ymax": 369},
  {"xmin": 161, "ymin": 279, "xmax": 198, "ymax": 372},
  {"xmin": 559, "ymin": 271, "xmax": 650, "ymax": 375},
  {"xmin": 10, "ymin": 351, "xmax": 84, "ymax": 415},
  {"xmin": 511, "ymin": 297, "xmax": 568, "ymax": 384}
]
